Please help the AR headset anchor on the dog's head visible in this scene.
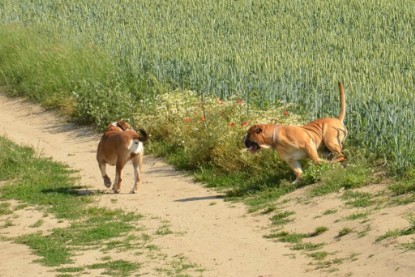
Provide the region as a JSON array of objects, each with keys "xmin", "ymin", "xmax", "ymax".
[
  {"xmin": 105, "ymin": 120, "xmax": 133, "ymax": 132},
  {"xmin": 244, "ymin": 124, "xmax": 273, "ymax": 153}
]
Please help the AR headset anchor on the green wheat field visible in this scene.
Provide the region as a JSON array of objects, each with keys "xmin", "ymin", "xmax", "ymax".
[{"xmin": 0, "ymin": 0, "xmax": 414, "ymax": 175}]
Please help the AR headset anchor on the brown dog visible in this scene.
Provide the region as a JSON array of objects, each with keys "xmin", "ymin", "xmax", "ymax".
[
  {"xmin": 97, "ymin": 120, "xmax": 148, "ymax": 193},
  {"xmin": 244, "ymin": 81, "xmax": 347, "ymax": 182}
]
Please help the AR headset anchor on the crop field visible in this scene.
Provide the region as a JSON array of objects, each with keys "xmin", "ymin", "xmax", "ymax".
[{"xmin": 0, "ymin": 0, "xmax": 414, "ymax": 174}]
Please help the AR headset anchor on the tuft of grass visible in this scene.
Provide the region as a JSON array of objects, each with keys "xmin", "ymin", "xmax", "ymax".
[
  {"xmin": 402, "ymin": 239, "xmax": 415, "ymax": 251},
  {"xmin": 308, "ymin": 251, "xmax": 330, "ymax": 261},
  {"xmin": 155, "ymin": 222, "xmax": 173, "ymax": 236},
  {"xmin": 322, "ymin": 209, "xmax": 338, "ymax": 215},
  {"xmin": 266, "ymin": 226, "xmax": 328, "ymax": 251},
  {"xmin": 342, "ymin": 191, "xmax": 374, "ymax": 208},
  {"xmin": 56, "ymin": 266, "xmax": 85, "ymax": 273},
  {"xmin": 269, "ymin": 231, "xmax": 308, "ymax": 244},
  {"xmin": 270, "ymin": 211, "xmax": 295, "ymax": 226},
  {"xmin": 0, "ymin": 202, "xmax": 12, "ymax": 216},
  {"xmin": 337, "ymin": 227, "xmax": 353, "ymax": 238},
  {"xmin": 87, "ymin": 260, "xmax": 141, "ymax": 276},
  {"xmin": 344, "ymin": 212, "xmax": 369, "ymax": 221},
  {"xmin": 29, "ymin": 219, "xmax": 44, "ymax": 228},
  {"xmin": 290, "ymin": 242, "xmax": 324, "ymax": 251},
  {"xmin": 357, "ymin": 225, "xmax": 372, "ymax": 238},
  {"xmin": 309, "ymin": 226, "xmax": 329, "ymax": 237}
]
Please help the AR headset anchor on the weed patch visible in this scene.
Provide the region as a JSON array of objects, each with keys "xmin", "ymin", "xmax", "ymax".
[
  {"xmin": 344, "ymin": 212, "xmax": 369, "ymax": 221},
  {"xmin": 270, "ymin": 211, "xmax": 295, "ymax": 226},
  {"xmin": 342, "ymin": 191, "xmax": 374, "ymax": 208},
  {"xmin": 0, "ymin": 202, "xmax": 12, "ymax": 216},
  {"xmin": 337, "ymin": 228, "xmax": 353, "ymax": 238},
  {"xmin": 87, "ymin": 260, "xmax": 141, "ymax": 276},
  {"xmin": 265, "ymin": 227, "xmax": 328, "ymax": 251}
]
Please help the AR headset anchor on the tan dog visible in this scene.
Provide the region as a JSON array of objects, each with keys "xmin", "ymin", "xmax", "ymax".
[
  {"xmin": 97, "ymin": 120, "xmax": 148, "ymax": 193},
  {"xmin": 244, "ymin": 81, "xmax": 347, "ymax": 182}
]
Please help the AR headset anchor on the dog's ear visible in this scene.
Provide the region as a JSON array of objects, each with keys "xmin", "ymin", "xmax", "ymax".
[{"xmin": 117, "ymin": 120, "xmax": 131, "ymax": 131}]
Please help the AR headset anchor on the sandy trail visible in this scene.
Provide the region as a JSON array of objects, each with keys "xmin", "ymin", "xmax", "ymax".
[
  {"xmin": 0, "ymin": 95, "xmax": 308, "ymax": 276},
  {"xmin": 1, "ymin": 94, "xmax": 415, "ymax": 277}
]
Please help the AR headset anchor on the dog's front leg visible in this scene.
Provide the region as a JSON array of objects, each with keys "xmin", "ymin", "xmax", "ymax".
[{"xmin": 286, "ymin": 160, "xmax": 303, "ymax": 183}]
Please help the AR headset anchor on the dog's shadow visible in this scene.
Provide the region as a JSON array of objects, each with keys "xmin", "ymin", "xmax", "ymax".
[
  {"xmin": 41, "ymin": 186, "xmax": 98, "ymax": 196},
  {"xmin": 174, "ymin": 195, "xmax": 225, "ymax": 202}
]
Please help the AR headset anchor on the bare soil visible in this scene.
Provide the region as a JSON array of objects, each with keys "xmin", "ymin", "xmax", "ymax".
[{"xmin": 0, "ymin": 94, "xmax": 414, "ymax": 276}]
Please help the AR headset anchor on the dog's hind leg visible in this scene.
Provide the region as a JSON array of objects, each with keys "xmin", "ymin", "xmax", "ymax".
[
  {"xmin": 112, "ymin": 161, "xmax": 124, "ymax": 193},
  {"xmin": 324, "ymin": 140, "xmax": 346, "ymax": 162},
  {"xmin": 130, "ymin": 155, "xmax": 142, "ymax": 194},
  {"xmin": 98, "ymin": 162, "xmax": 112, "ymax": 188}
]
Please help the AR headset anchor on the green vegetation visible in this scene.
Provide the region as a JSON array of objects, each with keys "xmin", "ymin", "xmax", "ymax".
[
  {"xmin": 322, "ymin": 209, "xmax": 338, "ymax": 216},
  {"xmin": 0, "ymin": 1, "xmax": 414, "ymax": 206},
  {"xmin": 308, "ymin": 251, "xmax": 330, "ymax": 261},
  {"xmin": 344, "ymin": 212, "xmax": 369, "ymax": 221},
  {"xmin": 337, "ymin": 227, "xmax": 353, "ymax": 238},
  {"xmin": 265, "ymin": 227, "xmax": 328, "ymax": 251},
  {"xmin": 270, "ymin": 211, "xmax": 295, "ymax": 226},
  {"xmin": 0, "ymin": 202, "xmax": 12, "ymax": 216},
  {"xmin": 342, "ymin": 191, "xmax": 374, "ymax": 208}
]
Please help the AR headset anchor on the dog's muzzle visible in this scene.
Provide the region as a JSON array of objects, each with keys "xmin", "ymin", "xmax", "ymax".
[{"xmin": 244, "ymin": 136, "xmax": 260, "ymax": 153}]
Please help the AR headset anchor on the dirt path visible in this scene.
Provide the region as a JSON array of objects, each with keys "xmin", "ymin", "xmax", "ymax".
[{"xmin": 1, "ymin": 94, "xmax": 415, "ymax": 277}]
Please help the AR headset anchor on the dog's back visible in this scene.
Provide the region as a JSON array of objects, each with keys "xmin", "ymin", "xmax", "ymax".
[{"xmin": 97, "ymin": 128, "xmax": 147, "ymax": 165}]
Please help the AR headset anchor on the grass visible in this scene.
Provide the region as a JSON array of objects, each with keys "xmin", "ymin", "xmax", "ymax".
[
  {"xmin": 308, "ymin": 251, "xmax": 330, "ymax": 261},
  {"xmin": 155, "ymin": 221, "xmax": 174, "ymax": 236},
  {"xmin": 86, "ymin": 260, "xmax": 141, "ymax": 276},
  {"xmin": 322, "ymin": 209, "xmax": 338, "ymax": 215},
  {"xmin": 265, "ymin": 227, "xmax": 328, "ymax": 251},
  {"xmin": 341, "ymin": 191, "xmax": 374, "ymax": 208},
  {"xmin": 344, "ymin": 212, "xmax": 369, "ymax": 221},
  {"xmin": 270, "ymin": 211, "xmax": 295, "ymax": 226},
  {"xmin": 402, "ymin": 239, "xmax": 415, "ymax": 251},
  {"xmin": 0, "ymin": 202, "xmax": 12, "ymax": 216},
  {"xmin": 337, "ymin": 228, "xmax": 353, "ymax": 238}
]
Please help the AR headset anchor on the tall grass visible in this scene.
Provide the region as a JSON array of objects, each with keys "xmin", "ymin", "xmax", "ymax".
[{"xmin": 0, "ymin": 0, "xmax": 414, "ymax": 174}]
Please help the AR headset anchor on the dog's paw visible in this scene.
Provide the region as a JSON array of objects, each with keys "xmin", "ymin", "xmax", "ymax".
[{"xmin": 103, "ymin": 176, "xmax": 112, "ymax": 188}]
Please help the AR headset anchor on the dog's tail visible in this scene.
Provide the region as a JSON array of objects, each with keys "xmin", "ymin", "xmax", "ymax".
[
  {"xmin": 337, "ymin": 81, "xmax": 346, "ymax": 122},
  {"xmin": 134, "ymin": 128, "xmax": 148, "ymax": 143}
]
